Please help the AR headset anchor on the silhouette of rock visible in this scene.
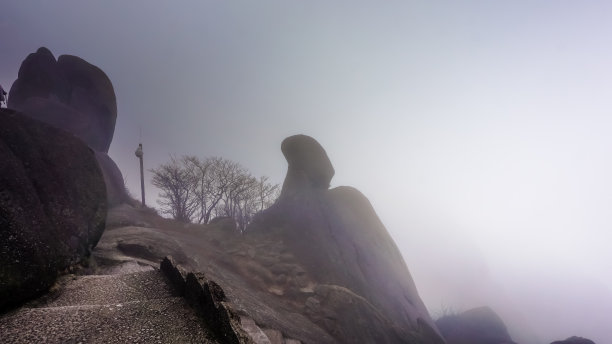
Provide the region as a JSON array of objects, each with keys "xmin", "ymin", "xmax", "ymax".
[
  {"xmin": 8, "ymin": 47, "xmax": 117, "ymax": 153},
  {"xmin": 280, "ymin": 135, "xmax": 335, "ymax": 198},
  {"xmin": 551, "ymin": 336, "xmax": 596, "ymax": 344},
  {"xmin": 248, "ymin": 135, "xmax": 445, "ymax": 343},
  {"xmin": 435, "ymin": 306, "xmax": 516, "ymax": 344},
  {"xmin": 0, "ymin": 109, "xmax": 107, "ymax": 311},
  {"xmin": 8, "ymin": 47, "xmax": 129, "ymax": 207}
]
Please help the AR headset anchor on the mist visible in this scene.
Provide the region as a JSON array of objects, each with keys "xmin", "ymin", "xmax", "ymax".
[{"xmin": 1, "ymin": 1, "xmax": 611, "ymax": 343}]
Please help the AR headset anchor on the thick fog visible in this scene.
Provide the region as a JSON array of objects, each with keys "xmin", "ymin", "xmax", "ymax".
[{"xmin": 2, "ymin": 2, "xmax": 611, "ymax": 343}]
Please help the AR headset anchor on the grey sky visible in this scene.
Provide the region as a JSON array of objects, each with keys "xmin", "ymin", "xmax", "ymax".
[{"xmin": 2, "ymin": 1, "xmax": 612, "ymax": 343}]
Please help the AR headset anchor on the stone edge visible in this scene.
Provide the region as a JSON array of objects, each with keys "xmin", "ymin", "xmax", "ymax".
[{"xmin": 160, "ymin": 256, "xmax": 254, "ymax": 344}]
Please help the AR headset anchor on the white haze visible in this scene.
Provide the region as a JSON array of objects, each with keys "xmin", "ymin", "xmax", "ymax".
[{"xmin": 1, "ymin": 2, "xmax": 611, "ymax": 343}]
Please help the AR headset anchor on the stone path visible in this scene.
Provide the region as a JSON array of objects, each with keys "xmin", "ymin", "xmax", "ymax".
[{"xmin": 0, "ymin": 264, "xmax": 217, "ymax": 344}]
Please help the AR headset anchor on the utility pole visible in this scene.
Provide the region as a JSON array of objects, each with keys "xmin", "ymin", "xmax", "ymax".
[{"xmin": 135, "ymin": 143, "xmax": 145, "ymax": 206}]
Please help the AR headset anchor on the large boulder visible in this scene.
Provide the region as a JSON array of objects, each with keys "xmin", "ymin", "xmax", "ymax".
[
  {"xmin": 8, "ymin": 47, "xmax": 117, "ymax": 153},
  {"xmin": 94, "ymin": 151, "xmax": 131, "ymax": 206},
  {"xmin": 551, "ymin": 337, "xmax": 596, "ymax": 344},
  {"xmin": 249, "ymin": 135, "xmax": 444, "ymax": 343},
  {"xmin": 280, "ymin": 135, "xmax": 335, "ymax": 198},
  {"xmin": 0, "ymin": 109, "xmax": 107, "ymax": 310},
  {"xmin": 435, "ymin": 307, "xmax": 516, "ymax": 344},
  {"xmin": 8, "ymin": 47, "xmax": 129, "ymax": 207}
]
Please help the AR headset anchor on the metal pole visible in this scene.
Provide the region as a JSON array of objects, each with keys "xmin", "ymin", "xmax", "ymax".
[{"xmin": 135, "ymin": 143, "xmax": 145, "ymax": 206}]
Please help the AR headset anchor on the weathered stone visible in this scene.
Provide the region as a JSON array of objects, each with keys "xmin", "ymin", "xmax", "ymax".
[
  {"xmin": 551, "ymin": 336, "xmax": 596, "ymax": 344},
  {"xmin": 0, "ymin": 109, "xmax": 107, "ymax": 310},
  {"xmin": 8, "ymin": 47, "xmax": 117, "ymax": 153},
  {"xmin": 95, "ymin": 151, "xmax": 131, "ymax": 206},
  {"xmin": 436, "ymin": 306, "xmax": 516, "ymax": 344},
  {"xmin": 240, "ymin": 317, "xmax": 271, "ymax": 344},
  {"xmin": 160, "ymin": 256, "xmax": 188, "ymax": 296},
  {"xmin": 8, "ymin": 47, "xmax": 130, "ymax": 207},
  {"xmin": 262, "ymin": 329, "xmax": 284, "ymax": 344},
  {"xmin": 181, "ymin": 271, "xmax": 253, "ymax": 344},
  {"xmin": 248, "ymin": 135, "xmax": 445, "ymax": 343},
  {"xmin": 95, "ymin": 226, "xmax": 193, "ymax": 267},
  {"xmin": 280, "ymin": 135, "xmax": 334, "ymax": 198},
  {"xmin": 254, "ymin": 186, "xmax": 443, "ymax": 343},
  {"xmin": 304, "ymin": 284, "xmax": 413, "ymax": 343}
]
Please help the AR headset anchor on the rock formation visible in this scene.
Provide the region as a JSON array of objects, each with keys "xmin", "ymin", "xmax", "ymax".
[
  {"xmin": 249, "ymin": 134, "xmax": 444, "ymax": 343},
  {"xmin": 0, "ymin": 109, "xmax": 107, "ymax": 310},
  {"xmin": 435, "ymin": 306, "xmax": 516, "ymax": 344},
  {"xmin": 279, "ymin": 135, "xmax": 335, "ymax": 198},
  {"xmin": 8, "ymin": 47, "xmax": 116, "ymax": 152},
  {"xmin": 551, "ymin": 337, "xmax": 596, "ymax": 344},
  {"xmin": 8, "ymin": 47, "xmax": 129, "ymax": 206}
]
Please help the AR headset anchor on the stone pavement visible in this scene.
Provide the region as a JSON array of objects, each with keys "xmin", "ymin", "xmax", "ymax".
[{"xmin": 0, "ymin": 263, "xmax": 217, "ymax": 344}]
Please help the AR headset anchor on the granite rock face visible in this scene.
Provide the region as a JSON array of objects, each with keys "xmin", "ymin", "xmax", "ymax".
[
  {"xmin": 0, "ymin": 109, "xmax": 107, "ymax": 310},
  {"xmin": 435, "ymin": 307, "xmax": 516, "ymax": 344},
  {"xmin": 8, "ymin": 47, "xmax": 117, "ymax": 153},
  {"xmin": 8, "ymin": 47, "xmax": 129, "ymax": 207},
  {"xmin": 280, "ymin": 135, "xmax": 335, "ymax": 198},
  {"xmin": 250, "ymin": 134, "xmax": 444, "ymax": 343}
]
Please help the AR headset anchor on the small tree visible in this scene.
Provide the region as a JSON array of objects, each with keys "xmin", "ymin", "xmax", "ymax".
[
  {"xmin": 150, "ymin": 155, "xmax": 279, "ymax": 230},
  {"xmin": 150, "ymin": 156, "xmax": 197, "ymax": 222}
]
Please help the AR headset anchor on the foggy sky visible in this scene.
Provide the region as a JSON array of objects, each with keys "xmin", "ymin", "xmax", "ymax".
[{"xmin": 2, "ymin": 2, "xmax": 611, "ymax": 343}]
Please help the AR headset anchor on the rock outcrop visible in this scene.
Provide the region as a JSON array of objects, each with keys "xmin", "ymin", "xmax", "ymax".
[
  {"xmin": 280, "ymin": 135, "xmax": 335, "ymax": 198},
  {"xmin": 8, "ymin": 47, "xmax": 116, "ymax": 153},
  {"xmin": 435, "ymin": 307, "xmax": 516, "ymax": 344},
  {"xmin": 249, "ymin": 134, "xmax": 444, "ymax": 343},
  {"xmin": 8, "ymin": 47, "xmax": 130, "ymax": 207},
  {"xmin": 161, "ymin": 257, "xmax": 254, "ymax": 344},
  {"xmin": 0, "ymin": 109, "xmax": 107, "ymax": 311},
  {"xmin": 551, "ymin": 337, "xmax": 596, "ymax": 344}
]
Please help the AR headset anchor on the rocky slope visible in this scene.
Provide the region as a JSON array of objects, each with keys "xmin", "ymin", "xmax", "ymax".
[
  {"xmin": 91, "ymin": 135, "xmax": 445, "ymax": 344},
  {"xmin": 435, "ymin": 307, "xmax": 516, "ymax": 344}
]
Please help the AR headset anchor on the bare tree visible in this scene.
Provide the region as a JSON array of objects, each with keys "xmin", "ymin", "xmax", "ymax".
[
  {"xmin": 151, "ymin": 155, "xmax": 279, "ymax": 230},
  {"xmin": 150, "ymin": 156, "xmax": 197, "ymax": 222},
  {"xmin": 255, "ymin": 176, "xmax": 280, "ymax": 212}
]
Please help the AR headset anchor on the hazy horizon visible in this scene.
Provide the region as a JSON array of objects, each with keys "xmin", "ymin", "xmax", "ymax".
[{"xmin": 2, "ymin": 2, "xmax": 611, "ymax": 343}]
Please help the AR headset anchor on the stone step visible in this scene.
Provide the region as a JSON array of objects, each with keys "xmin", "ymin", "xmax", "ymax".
[
  {"xmin": 35, "ymin": 270, "xmax": 176, "ymax": 308},
  {"xmin": 0, "ymin": 296, "xmax": 217, "ymax": 344}
]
